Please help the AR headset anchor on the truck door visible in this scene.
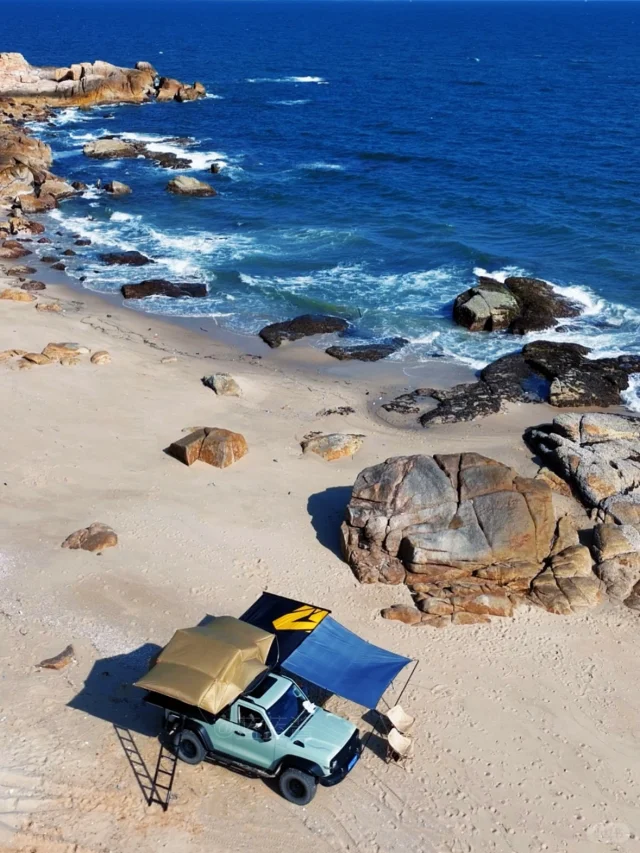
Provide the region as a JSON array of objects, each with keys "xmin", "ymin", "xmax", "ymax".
[{"xmin": 226, "ymin": 702, "xmax": 277, "ymax": 770}]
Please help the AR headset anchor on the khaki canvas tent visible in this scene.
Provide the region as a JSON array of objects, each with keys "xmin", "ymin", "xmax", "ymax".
[{"xmin": 135, "ymin": 616, "xmax": 275, "ymax": 715}]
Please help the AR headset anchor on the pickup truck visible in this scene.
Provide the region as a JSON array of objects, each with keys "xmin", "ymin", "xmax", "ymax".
[{"xmin": 146, "ymin": 671, "xmax": 363, "ymax": 805}]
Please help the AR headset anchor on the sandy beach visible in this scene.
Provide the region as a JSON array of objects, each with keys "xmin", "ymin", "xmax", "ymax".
[{"xmin": 2, "ymin": 255, "xmax": 640, "ymax": 853}]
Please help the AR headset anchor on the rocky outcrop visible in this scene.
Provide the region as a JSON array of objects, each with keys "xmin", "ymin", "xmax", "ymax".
[
  {"xmin": 380, "ymin": 342, "xmax": 640, "ymax": 427},
  {"xmin": 341, "ymin": 453, "xmax": 603, "ymax": 625},
  {"xmin": 168, "ymin": 427, "xmax": 248, "ymax": 469},
  {"xmin": 526, "ymin": 413, "xmax": 640, "ymax": 613},
  {"xmin": 301, "ymin": 433, "xmax": 365, "ymax": 461},
  {"xmin": 525, "ymin": 413, "xmax": 640, "ymax": 512},
  {"xmin": 84, "ymin": 136, "xmax": 193, "ymax": 169},
  {"xmin": 453, "ymin": 274, "xmax": 580, "ymax": 334},
  {"xmin": 0, "ymin": 54, "xmax": 205, "ymax": 214},
  {"xmin": 101, "ymin": 251, "xmax": 153, "ymax": 266},
  {"xmin": 62, "ymin": 522, "xmax": 118, "ymax": 552},
  {"xmin": 166, "ymin": 176, "xmax": 216, "ymax": 196},
  {"xmin": 0, "ymin": 53, "xmax": 205, "ymax": 107},
  {"xmin": 259, "ymin": 314, "xmax": 349, "ymax": 348},
  {"xmin": 121, "ymin": 279, "xmax": 207, "ymax": 299},
  {"xmin": 325, "ymin": 337, "xmax": 408, "ymax": 362}
]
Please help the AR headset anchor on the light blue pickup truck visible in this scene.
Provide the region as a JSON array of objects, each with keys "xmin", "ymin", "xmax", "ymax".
[{"xmin": 147, "ymin": 671, "xmax": 362, "ymax": 805}]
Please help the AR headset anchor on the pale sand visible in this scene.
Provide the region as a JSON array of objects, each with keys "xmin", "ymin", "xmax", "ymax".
[{"xmin": 1, "ymin": 265, "xmax": 639, "ymax": 853}]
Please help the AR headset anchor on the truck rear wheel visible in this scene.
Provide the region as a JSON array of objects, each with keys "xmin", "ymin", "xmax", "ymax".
[
  {"xmin": 278, "ymin": 768, "xmax": 317, "ymax": 806},
  {"xmin": 176, "ymin": 730, "xmax": 205, "ymax": 766}
]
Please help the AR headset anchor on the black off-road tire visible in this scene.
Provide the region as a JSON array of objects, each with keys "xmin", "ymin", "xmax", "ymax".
[
  {"xmin": 176, "ymin": 730, "xmax": 206, "ymax": 765},
  {"xmin": 278, "ymin": 767, "xmax": 318, "ymax": 805}
]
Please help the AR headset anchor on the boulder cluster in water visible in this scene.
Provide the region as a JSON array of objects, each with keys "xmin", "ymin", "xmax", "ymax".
[{"xmin": 0, "ymin": 51, "xmax": 206, "ymax": 234}]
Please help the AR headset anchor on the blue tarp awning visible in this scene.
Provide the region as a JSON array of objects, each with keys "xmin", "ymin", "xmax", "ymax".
[{"xmin": 281, "ymin": 616, "xmax": 411, "ymax": 709}]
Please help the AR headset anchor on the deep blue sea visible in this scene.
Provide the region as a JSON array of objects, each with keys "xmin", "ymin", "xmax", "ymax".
[{"xmin": 6, "ymin": 1, "xmax": 640, "ymax": 376}]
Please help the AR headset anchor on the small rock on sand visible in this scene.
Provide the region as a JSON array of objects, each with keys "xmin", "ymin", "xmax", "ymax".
[
  {"xmin": 168, "ymin": 427, "xmax": 248, "ymax": 468},
  {"xmin": 202, "ymin": 373, "xmax": 241, "ymax": 397},
  {"xmin": 62, "ymin": 522, "xmax": 118, "ymax": 552},
  {"xmin": 37, "ymin": 644, "xmax": 75, "ymax": 670},
  {"xmin": 90, "ymin": 350, "xmax": 111, "ymax": 365},
  {"xmin": 301, "ymin": 433, "xmax": 365, "ymax": 461},
  {"xmin": 0, "ymin": 288, "xmax": 36, "ymax": 302},
  {"xmin": 36, "ymin": 302, "xmax": 62, "ymax": 312},
  {"xmin": 161, "ymin": 356, "xmax": 178, "ymax": 364}
]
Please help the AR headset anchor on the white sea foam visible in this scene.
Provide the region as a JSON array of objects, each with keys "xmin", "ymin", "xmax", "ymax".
[
  {"xmin": 621, "ymin": 375, "xmax": 640, "ymax": 413},
  {"xmin": 269, "ymin": 99, "xmax": 311, "ymax": 106},
  {"xmin": 205, "ymin": 93, "xmax": 224, "ymax": 100},
  {"xmin": 246, "ymin": 75, "xmax": 327, "ymax": 84},
  {"xmin": 298, "ymin": 162, "xmax": 344, "ymax": 171},
  {"xmin": 110, "ymin": 211, "xmax": 140, "ymax": 222}
]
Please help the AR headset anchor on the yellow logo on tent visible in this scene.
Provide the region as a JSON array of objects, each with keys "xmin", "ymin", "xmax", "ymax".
[{"xmin": 272, "ymin": 606, "xmax": 329, "ymax": 632}]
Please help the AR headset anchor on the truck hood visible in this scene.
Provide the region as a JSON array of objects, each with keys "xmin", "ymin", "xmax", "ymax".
[{"xmin": 291, "ymin": 708, "xmax": 356, "ymax": 755}]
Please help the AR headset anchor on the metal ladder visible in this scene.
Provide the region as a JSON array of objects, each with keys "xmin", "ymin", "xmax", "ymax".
[{"xmin": 149, "ymin": 722, "xmax": 183, "ymax": 811}]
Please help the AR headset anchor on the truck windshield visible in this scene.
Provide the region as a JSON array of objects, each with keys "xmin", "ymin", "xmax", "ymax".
[{"xmin": 267, "ymin": 686, "xmax": 308, "ymax": 735}]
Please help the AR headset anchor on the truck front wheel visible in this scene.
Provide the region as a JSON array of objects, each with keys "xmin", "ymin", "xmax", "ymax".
[
  {"xmin": 278, "ymin": 768, "xmax": 317, "ymax": 806},
  {"xmin": 175, "ymin": 730, "xmax": 205, "ymax": 766}
]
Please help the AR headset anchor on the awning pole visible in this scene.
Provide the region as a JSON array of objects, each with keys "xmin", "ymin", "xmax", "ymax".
[{"xmin": 391, "ymin": 659, "xmax": 419, "ymax": 709}]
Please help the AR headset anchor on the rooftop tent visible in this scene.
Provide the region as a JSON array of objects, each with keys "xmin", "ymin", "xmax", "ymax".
[
  {"xmin": 240, "ymin": 592, "xmax": 331, "ymax": 662},
  {"xmin": 281, "ymin": 616, "xmax": 411, "ymax": 710},
  {"xmin": 134, "ymin": 616, "xmax": 274, "ymax": 715}
]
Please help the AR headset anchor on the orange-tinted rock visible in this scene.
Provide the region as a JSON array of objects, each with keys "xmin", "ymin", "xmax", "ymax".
[
  {"xmin": 37, "ymin": 644, "xmax": 75, "ymax": 670},
  {"xmin": 381, "ymin": 604, "xmax": 422, "ymax": 625},
  {"xmin": 62, "ymin": 522, "xmax": 117, "ymax": 552},
  {"xmin": 199, "ymin": 428, "xmax": 248, "ymax": 468},
  {"xmin": 167, "ymin": 429, "xmax": 206, "ymax": 466}
]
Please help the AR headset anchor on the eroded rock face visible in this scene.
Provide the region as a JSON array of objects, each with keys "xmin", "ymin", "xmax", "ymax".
[
  {"xmin": 526, "ymin": 413, "xmax": 640, "ymax": 613},
  {"xmin": 453, "ymin": 274, "xmax": 580, "ymax": 334},
  {"xmin": 259, "ymin": 314, "xmax": 349, "ymax": 348},
  {"xmin": 341, "ymin": 453, "xmax": 602, "ymax": 625},
  {"xmin": 62, "ymin": 522, "xmax": 117, "ymax": 552}
]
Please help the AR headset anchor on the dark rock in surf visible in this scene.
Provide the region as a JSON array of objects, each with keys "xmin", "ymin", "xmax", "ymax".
[
  {"xmin": 325, "ymin": 337, "xmax": 409, "ymax": 362},
  {"xmin": 453, "ymin": 275, "xmax": 581, "ymax": 335},
  {"xmin": 259, "ymin": 314, "xmax": 349, "ymax": 348},
  {"xmin": 121, "ymin": 279, "xmax": 207, "ymax": 299},
  {"xmin": 100, "ymin": 250, "xmax": 153, "ymax": 266}
]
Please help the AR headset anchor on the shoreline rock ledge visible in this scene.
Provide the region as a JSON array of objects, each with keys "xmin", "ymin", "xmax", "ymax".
[
  {"xmin": 341, "ymin": 453, "xmax": 603, "ymax": 626},
  {"xmin": 0, "ymin": 53, "xmax": 205, "ymax": 107}
]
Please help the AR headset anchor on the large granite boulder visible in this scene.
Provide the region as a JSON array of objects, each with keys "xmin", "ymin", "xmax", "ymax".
[
  {"xmin": 453, "ymin": 274, "xmax": 580, "ymax": 334},
  {"xmin": 259, "ymin": 314, "xmax": 349, "ymax": 348},
  {"xmin": 340, "ymin": 453, "xmax": 601, "ymax": 625}
]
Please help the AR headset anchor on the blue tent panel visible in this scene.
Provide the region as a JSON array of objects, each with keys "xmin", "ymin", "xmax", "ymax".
[{"xmin": 281, "ymin": 616, "xmax": 411, "ymax": 709}]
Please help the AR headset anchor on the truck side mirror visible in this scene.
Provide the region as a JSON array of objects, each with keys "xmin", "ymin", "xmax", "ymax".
[{"xmin": 260, "ymin": 729, "xmax": 272, "ymax": 742}]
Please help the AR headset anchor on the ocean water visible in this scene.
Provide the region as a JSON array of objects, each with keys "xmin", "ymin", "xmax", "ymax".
[{"xmin": 8, "ymin": 1, "xmax": 640, "ymax": 375}]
